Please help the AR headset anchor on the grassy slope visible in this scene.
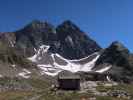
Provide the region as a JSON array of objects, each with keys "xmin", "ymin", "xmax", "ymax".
[{"xmin": 0, "ymin": 78, "xmax": 133, "ymax": 100}]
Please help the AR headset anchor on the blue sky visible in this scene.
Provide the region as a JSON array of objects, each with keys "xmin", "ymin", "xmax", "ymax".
[{"xmin": 0, "ymin": 0, "xmax": 132, "ymax": 52}]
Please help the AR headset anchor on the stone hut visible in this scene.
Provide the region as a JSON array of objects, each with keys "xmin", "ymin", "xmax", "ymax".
[{"xmin": 58, "ymin": 71, "xmax": 80, "ymax": 90}]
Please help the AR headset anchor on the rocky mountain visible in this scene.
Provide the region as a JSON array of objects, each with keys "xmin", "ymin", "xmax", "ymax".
[
  {"xmin": 4, "ymin": 20, "xmax": 100, "ymax": 59},
  {"xmin": 55, "ymin": 20, "xmax": 101, "ymax": 59},
  {"xmin": 0, "ymin": 20, "xmax": 133, "ymax": 83},
  {"xmin": 94, "ymin": 41, "xmax": 133, "ymax": 83}
]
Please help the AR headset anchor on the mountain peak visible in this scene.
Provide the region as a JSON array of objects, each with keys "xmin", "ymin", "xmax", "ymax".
[
  {"xmin": 14, "ymin": 20, "xmax": 54, "ymax": 33},
  {"xmin": 110, "ymin": 41, "xmax": 129, "ymax": 52},
  {"xmin": 26, "ymin": 20, "xmax": 52, "ymax": 29},
  {"xmin": 96, "ymin": 41, "xmax": 130, "ymax": 66},
  {"xmin": 111, "ymin": 41, "xmax": 124, "ymax": 46},
  {"xmin": 58, "ymin": 20, "xmax": 80, "ymax": 31},
  {"xmin": 30, "ymin": 19, "xmax": 42, "ymax": 24},
  {"xmin": 62, "ymin": 20, "xmax": 75, "ymax": 25}
]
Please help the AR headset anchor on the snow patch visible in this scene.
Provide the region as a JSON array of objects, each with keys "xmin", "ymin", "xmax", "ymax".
[
  {"xmin": 11, "ymin": 64, "xmax": 16, "ymax": 68},
  {"xmin": 9, "ymin": 40, "xmax": 15, "ymax": 47},
  {"xmin": 27, "ymin": 45, "xmax": 50, "ymax": 62},
  {"xmin": 38, "ymin": 64, "xmax": 61, "ymax": 76},
  {"xmin": 36, "ymin": 53, "xmax": 100, "ymax": 76},
  {"xmin": 27, "ymin": 44, "xmax": 102, "ymax": 76},
  {"xmin": 27, "ymin": 54, "xmax": 37, "ymax": 62},
  {"xmin": 38, "ymin": 57, "xmax": 42, "ymax": 60},
  {"xmin": 0, "ymin": 74, "xmax": 3, "ymax": 78},
  {"xmin": 18, "ymin": 69, "xmax": 31, "ymax": 79},
  {"xmin": 34, "ymin": 48, "xmax": 37, "ymax": 52},
  {"xmin": 69, "ymin": 52, "xmax": 99, "ymax": 61},
  {"xmin": 107, "ymin": 76, "xmax": 112, "ymax": 82},
  {"xmin": 23, "ymin": 69, "xmax": 31, "ymax": 74},
  {"xmin": 96, "ymin": 66, "xmax": 112, "ymax": 73}
]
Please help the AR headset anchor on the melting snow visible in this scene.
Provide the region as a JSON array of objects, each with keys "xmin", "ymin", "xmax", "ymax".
[
  {"xmin": 27, "ymin": 54, "xmax": 37, "ymax": 62},
  {"xmin": 0, "ymin": 74, "xmax": 3, "ymax": 78},
  {"xmin": 9, "ymin": 40, "xmax": 15, "ymax": 47},
  {"xmin": 95, "ymin": 66, "xmax": 112, "ymax": 73},
  {"xmin": 27, "ymin": 45, "xmax": 50, "ymax": 62},
  {"xmin": 11, "ymin": 64, "xmax": 16, "ymax": 68},
  {"xmin": 53, "ymin": 53, "xmax": 100, "ymax": 72},
  {"xmin": 28, "ymin": 44, "xmax": 102, "ymax": 76},
  {"xmin": 23, "ymin": 69, "xmax": 31, "ymax": 74},
  {"xmin": 36, "ymin": 52, "xmax": 100, "ymax": 76},
  {"xmin": 107, "ymin": 76, "xmax": 112, "ymax": 82},
  {"xmin": 38, "ymin": 64, "xmax": 62, "ymax": 76},
  {"xmin": 18, "ymin": 69, "xmax": 31, "ymax": 78},
  {"xmin": 34, "ymin": 48, "xmax": 37, "ymax": 52},
  {"xmin": 69, "ymin": 52, "xmax": 98, "ymax": 61}
]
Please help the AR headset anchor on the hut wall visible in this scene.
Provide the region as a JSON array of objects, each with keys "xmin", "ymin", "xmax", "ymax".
[{"xmin": 58, "ymin": 79, "xmax": 80, "ymax": 90}]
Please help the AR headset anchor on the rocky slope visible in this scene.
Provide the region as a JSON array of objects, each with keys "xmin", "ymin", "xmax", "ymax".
[{"xmin": 94, "ymin": 41, "xmax": 133, "ymax": 83}]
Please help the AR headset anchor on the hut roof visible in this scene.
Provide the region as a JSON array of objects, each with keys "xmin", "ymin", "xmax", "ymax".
[{"xmin": 58, "ymin": 71, "xmax": 80, "ymax": 79}]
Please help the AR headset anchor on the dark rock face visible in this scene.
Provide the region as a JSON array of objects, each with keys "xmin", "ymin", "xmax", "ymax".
[
  {"xmin": 0, "ymin": 39, "xmax": 35, "ymax": 68},
  {"xmin": 55, "ymin": 20, "xmax": 101, "ymax": 59},
  {"xmin": 96, "ymin": 41, "xmax": 130, "ymax": 65},
  {"xmin": 1, "ymin": 20, "xmax": 101, "ymax": 59},
  {"xmin": 95, "ymin": 41, "xmax": 133, "ymax": 83},
  {"xmin": 15, "ymin": 20, "xmax": 57, "ymax": 57}
]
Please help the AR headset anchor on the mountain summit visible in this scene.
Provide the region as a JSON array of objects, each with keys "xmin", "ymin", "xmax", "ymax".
[{"xmin": 55, "ymin": 20, "xmax": 101, "ymax": 59}]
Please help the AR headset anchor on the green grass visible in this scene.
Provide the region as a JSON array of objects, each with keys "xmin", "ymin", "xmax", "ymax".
[
  {"xmin": 0, "ymin": 91, "xmax": 35, "ymax": 100},
  {"xmin": 0, "ymin": 78, "xmax": 51, "ymax": 100},
  {"xmin": 37, "ymin": 91, "xmax": 93, "ymax": 100},
  {"xmin": 26, "ymin": 78, "xmax": 51, "ymax": 90},
  {"xmin": 96, "ymin": 83, "xmax": 133, "ymax": 95},
  {"xmin": 96, "ymin": 96, "xmax": 129, "ymax": 100},
  {"xmin": 96, "ymin": 83, "xmax": 133, "ymax": 100}
]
